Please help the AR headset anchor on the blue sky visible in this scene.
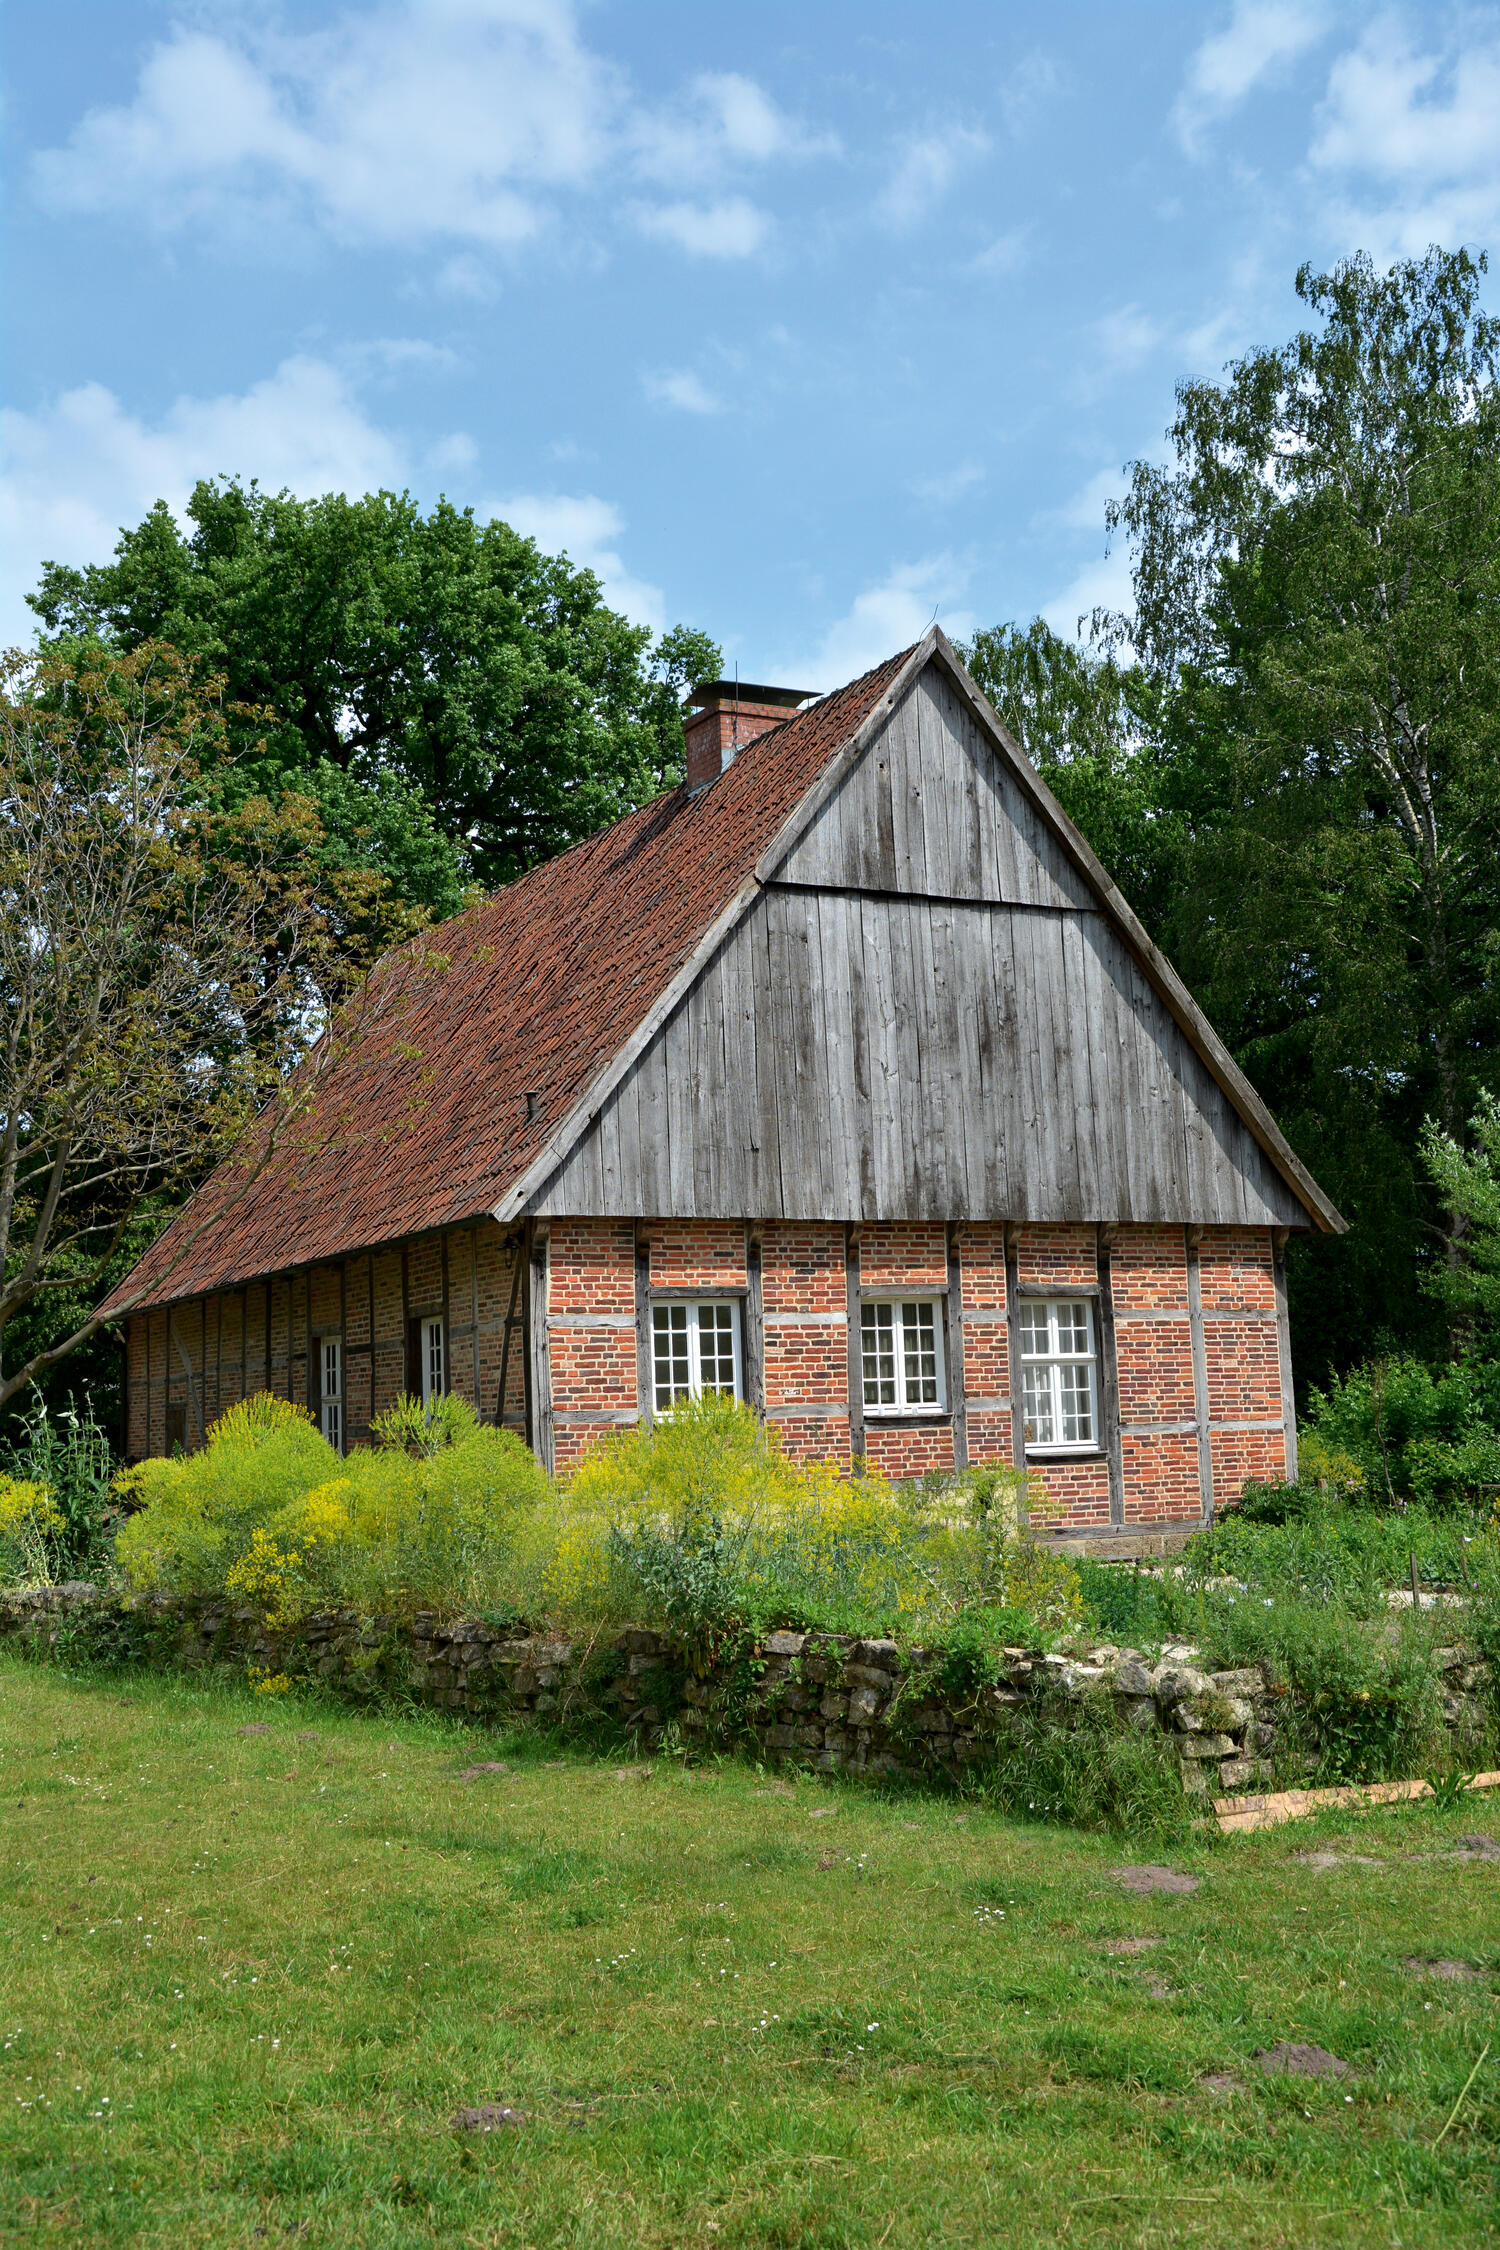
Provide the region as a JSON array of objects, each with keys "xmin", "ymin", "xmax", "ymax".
[{"xmin": 6, "ymin": 0, "xmax": 1500, "ymax": 686}]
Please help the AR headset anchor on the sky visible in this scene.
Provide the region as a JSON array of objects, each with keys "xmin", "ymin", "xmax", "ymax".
[{"xmin": 5, "ymin": 0, "xmax": 1500, "ymax": 688}]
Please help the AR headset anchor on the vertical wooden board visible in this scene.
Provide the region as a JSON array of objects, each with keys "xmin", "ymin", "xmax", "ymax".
[
  {"xmin": 662, "ymin": 996, "xmax": 696, "ymax": 1219},
  {"xmin": 1061, "ymin": 909, "xmax": 1110, "ymax": 1224},
  {"xmin": 767, "ymin": 888, "xmax": 825, "ymax": 1213},
  {"xmin": 882, "ymin": 688, "xmax": 927, "ymax": 892},
  {"xmin": 916, "ymin": 900, "xmax": 964, "ymax": 1210},
  {"xmin": 750, "ymin": 897, "xmax": 789, "ymax": 1217},
  {"xmin": 860, "ymin": 893, "xmax": 908, "ymax": 1213},
  {"xmin": 1008, "ymin": 906, "xmax": 1052, "ymax": 1217},
  {"xmin": 913, "ymin": 672, "xmax": 959, "ymax": 896},
  {"xmin": 809, "ymin": 890, "xmax": 862, "ymax": 1217}
]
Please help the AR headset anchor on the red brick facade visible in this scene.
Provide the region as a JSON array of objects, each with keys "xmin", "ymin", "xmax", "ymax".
[{"xmin": 125, "ymin": 1216, "xmax": 1293, "ymax": 1531}]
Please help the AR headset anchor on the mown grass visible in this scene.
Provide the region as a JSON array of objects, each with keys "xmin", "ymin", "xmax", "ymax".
[{"xmin": 2, "ymin": 1652, "xmax": 1498, "ymax": 2249}]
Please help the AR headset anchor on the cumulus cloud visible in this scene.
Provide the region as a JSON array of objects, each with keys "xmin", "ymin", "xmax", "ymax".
[
  {"xmin": 877, "ymin": 125, "xmax": 991, "ymax": 232},
  {"xmin": 490, "ymin": 491, "xmax": 664, "ymax": 632},
  {"xmin": 1174, "ymin": 0, "xmax": 1327, "ymax": 153},
  {"xmin": 1, "ymin": 356, "xmax": 410, "ymax": 644},
  {"xmin": 793, "ymin": 558, "xmax": 978, "ymax": 692},
  {"xmin": 632, "ymin": 70, "xmax": 836, "ymax": 181},
  {"xmin": 633, "ymin": 196, "xmax": 770, "ymax": 258},
  {"xmin": 642, "ymin": 368, "xmax": 724, "ymax": 415},
  {"xmin": 1308, "ymin": 18, "xmax": 1500, "ymax": 259},
  {"xmin": 33, "ymin": 4, "xmax": 611, "ymax": 249},
  {"xmin": 30, "ymin": 3, "xmax": 830, "ymax": 267}
]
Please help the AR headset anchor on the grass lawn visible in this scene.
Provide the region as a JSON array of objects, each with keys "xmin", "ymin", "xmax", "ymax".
[{"xmin": 2, "ymin": 1653, "xmax": 1497, "ymax": 2248}]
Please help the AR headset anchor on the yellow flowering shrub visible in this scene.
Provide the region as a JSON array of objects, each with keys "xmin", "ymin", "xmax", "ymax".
[
  {"xmin": 0, "ymin": 1475, "xmax": 65, "ymax": 1587},
  {"xmin": 117, "ymin": 1390, "xmax": 549, "ymax": 1619}
]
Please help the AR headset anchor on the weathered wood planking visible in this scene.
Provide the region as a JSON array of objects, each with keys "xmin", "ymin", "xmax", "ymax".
[
  {"xmin": 532, "ymin": 880, "xmax": 1307, "ymax": 1227},
  {"xmin": 773, "ymin": 664, "xmax": 1096, "ymax": 909}
]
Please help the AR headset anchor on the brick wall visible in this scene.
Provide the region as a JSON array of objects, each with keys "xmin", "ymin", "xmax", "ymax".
[
  {"xmin": 121, "ymin": 1217, "xmax": 1293, "ymax": 1527},
  {"xmin": 548, "ymin": 1219, "xmax": 637, "ymax": 1474},
  {"xmin": 124, "ymin": 1221, "xmax": 526, "ymax": 1459}
]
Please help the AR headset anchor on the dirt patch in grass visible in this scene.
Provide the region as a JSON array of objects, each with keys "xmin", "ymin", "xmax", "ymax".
[
  {"xmin": 1255, "ymin": 2041, "xmax": 1351, "ymax": 2079},
  {"xmin": 1404, "ymin": 1956, "xmax": 1482, "ymax": 1981},
  {"xmin": 1113, "ymin": 1864, "xmax": 1199, "ymax": 1896},
  {"xmin": 451, "ymin": 2102, "xmax": 527, "ymax": 2131}
]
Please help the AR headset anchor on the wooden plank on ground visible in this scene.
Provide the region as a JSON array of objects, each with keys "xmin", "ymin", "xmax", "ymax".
[{"xmin": 1214, "ymin": 1771, "xmax": 1500, "ymax": 1835}]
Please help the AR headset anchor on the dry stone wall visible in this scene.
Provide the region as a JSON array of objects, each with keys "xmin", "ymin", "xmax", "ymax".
[{"xmin": 3, "ymin": 1585, "xmax": 1490, "ymax": 1803}]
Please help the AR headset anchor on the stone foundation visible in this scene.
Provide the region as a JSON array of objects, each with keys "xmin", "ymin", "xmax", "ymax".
[{"xmin": 3, "ymin": 1585, "xmax": 1490, "ymax": 1802}]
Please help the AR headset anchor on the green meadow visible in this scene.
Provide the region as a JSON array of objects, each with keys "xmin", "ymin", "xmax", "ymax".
[{"xmin": 2, "ymin": 1653, "xmax": 1497, "ymax": 2249}]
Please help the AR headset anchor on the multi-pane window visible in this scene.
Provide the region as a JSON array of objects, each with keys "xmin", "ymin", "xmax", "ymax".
[
  {"xmin": 652, "ymin": 1300, "xmax": 743, "ymax": 1411},
  {"xmin": 421, "ymin": 1316, "xmax": 445, "ymax": 1405},
  {"xmin": 320, "ymin": 1337, "xmax": 344, "ymax": 1453},
  {"xmin": 861, "ymin": 1298, "xmax": 946, "ymax": 1414},
  {"xmin": 1018, "ymin": 1297, "xmax": 1098, "ymax": 1449}
]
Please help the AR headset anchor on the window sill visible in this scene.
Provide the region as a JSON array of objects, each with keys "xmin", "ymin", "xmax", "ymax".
[
  {"xmin": 1025, "ymin": 1446, "xmax": 1106, "ymax": 1463},
  {"xmin": 862, "ymin": 1409, "xmax": 950, "ymax": 1426}
]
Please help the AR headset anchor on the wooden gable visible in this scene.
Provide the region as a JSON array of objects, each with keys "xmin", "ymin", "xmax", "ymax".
[{"xmin": 524, "ymin": 644, "xmax": 1327, "ymax": 1231}]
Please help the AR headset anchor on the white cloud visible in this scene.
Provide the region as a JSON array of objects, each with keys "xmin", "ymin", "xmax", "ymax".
[
  {"xmin": 912, "ymin": 461, "xmax": 986, "ymax": 507},
  {"xmin": 642, "ymin": 368, "xmax": 724, "ymax": 415},
  {"xmin": 969, "ymin": 226, "xmax": 1031, "ymax": 279},
  {"xmin": 34, "ymin": 4, "xmax": 612, "ymax": 250},
  {"xmin": 1093, "ymin": 306, "xmax": 1161, "ymax": 371},
  {"xmin": 997, "ymin": 51, "xmax": 1062, "ymax": 139},
  {"xmin": 31, "ymin": 4, "xmax": 830, "ymax": 269},
  {"xmin": 792, "ymin": 558, "xmax": 978, "ymax": 692},
  {"xmin": 1, "ymin": 356, "xmax": 410, "ymax": 645},
  {"xmin": 1308, "ymin": 19, "xmax": 1500, "ymax": 259},
  {"xmin": 1175, "ymin": 1, "xmax": 1327, "ymax": 153},
  {"xmin": 490, "ymin": 491, "xmax": 664, "ymax": 632},
  {"xmin": 632, "ymin": 70, "xmax": 836, "ymax": 182},
  {"xmin": 877, "ymin": 125, "xmax": 991, "ymax": 232},
  {"xmin": 633, "ymin": 197, "xmax": 770, "ymax": 258}
]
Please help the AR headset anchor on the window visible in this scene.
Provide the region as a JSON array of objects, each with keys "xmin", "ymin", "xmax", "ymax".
[
  {"xmin": 421, "ymin": 1316, "xmax": 445, "ymax": 1405},
  {"xmin": 1018, "ymin": 1297, "xmax": 1098, "ymax": 1450},
  {"xmin": 861, "ymin": 1298, "xmax": 947, "ymax": 1414},
  {"xmin": 652, "ymin": 1300, "xmax": 743, "ymax": 1411},
  {"xmin": 320, "ymin": 1337, "xmax": 344, "ymax": 1453}
]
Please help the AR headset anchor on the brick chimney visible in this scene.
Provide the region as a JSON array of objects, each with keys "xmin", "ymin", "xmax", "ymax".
[{"xmin": 683, "ymin": 680, "xmax": 814, "ymax": 794}]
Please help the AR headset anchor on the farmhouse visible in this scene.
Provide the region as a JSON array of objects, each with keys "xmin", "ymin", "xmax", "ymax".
[{"xmin": 104, "ymin": 629, "xmax": 1342, "ymax": 1539}]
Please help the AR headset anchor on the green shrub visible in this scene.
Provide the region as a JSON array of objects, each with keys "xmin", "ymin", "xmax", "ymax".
[
  {"xmin": 1074, "ymin": 1557, "xmax": 1169, "ymax": 1642},
  {"xmin": 115, "ymin": 1392, "xmax": 550, "ymax": 1620},
  {"xmin": 1301, "ymin": 1356, "xmax": 1500, "ymax": 1508},
  {"xmin": 981, "ymin": 1692, "xmax": 1191, "ymax": 1838}
]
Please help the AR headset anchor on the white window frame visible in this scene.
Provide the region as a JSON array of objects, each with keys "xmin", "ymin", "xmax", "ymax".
[
  {"xmin": 320, "ymin": 1336, "xmax": 344, "ymax": 1453},
  {"xmin": 860, "ymin": 1296, "xmax": 948, "ymax": 1417},
  {"xmin": 1018, "ymin": 1296, "xmax": 1100, "ymax": 1453},
  {"xmin": 651, "ymin": 1298, "xmax": 745, "ymax": 1413},
  {"xmin": 420, "ymin": 1315, "xmax": 445, "ymax": 1406}
]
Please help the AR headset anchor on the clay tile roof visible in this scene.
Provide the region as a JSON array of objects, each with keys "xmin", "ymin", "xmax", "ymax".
[{"xmin": 102, "ymin": 645, "xmax": 918, "ymax": 1315}]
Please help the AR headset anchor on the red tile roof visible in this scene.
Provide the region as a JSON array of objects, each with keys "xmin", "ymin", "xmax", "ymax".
[{"xmin": 102, "ymin": 647, "xmax": 917, "ymax": 1314}]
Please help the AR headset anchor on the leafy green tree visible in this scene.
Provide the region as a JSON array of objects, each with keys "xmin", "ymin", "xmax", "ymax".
[
  {"xmin": 0, "ymin": 641, "xmax": 407, "ymax": 1423},
  {"xmin": 1099, "ymin": 248, "xmax": 1500, "ymax": 1377},
  {"xmin": 31, "ymin": 481, "xmax": 721, "ymax": 894}
]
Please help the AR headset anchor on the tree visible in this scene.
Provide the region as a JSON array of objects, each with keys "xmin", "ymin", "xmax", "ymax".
[
  {"xmin": 0, "ymin": 641, "xmax": 403, "ymax": 1418},
  {"xmin": 1101, "ymin": 248, "xmax": 1500, "ymax": 1375},
  {"xmin": 31, "ymin": 482, "xmax": 722, "ymax": 894}
]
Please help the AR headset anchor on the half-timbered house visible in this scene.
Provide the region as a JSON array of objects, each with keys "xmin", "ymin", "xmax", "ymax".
[{"xmin": 103, "ymin": 628, "xmax": 1342, "ymax": 1540}]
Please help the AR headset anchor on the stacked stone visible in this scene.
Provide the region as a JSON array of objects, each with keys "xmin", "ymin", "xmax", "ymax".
[{"xmin": 1, "ymin": 1588, "xmax": 1490, "ymax": 1802}]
